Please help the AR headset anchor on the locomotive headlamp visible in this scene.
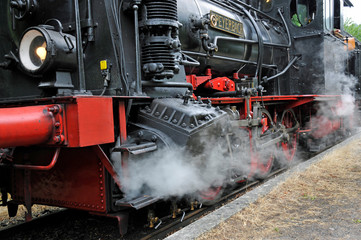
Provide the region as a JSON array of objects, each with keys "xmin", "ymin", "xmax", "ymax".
[
  {"xmin": 35, "ymin": 44, "xmax": 47, "ymax": 62},
  {"xmin": 19, "ymin": 26, "xmax": 77, "ymax": 75}
]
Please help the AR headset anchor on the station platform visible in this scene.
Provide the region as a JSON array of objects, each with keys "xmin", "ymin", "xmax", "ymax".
[{"xmin": 165, "ymin": 133, "xmax": 361, "ymax": 240}]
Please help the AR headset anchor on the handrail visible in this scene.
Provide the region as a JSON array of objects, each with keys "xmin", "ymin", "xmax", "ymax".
[
  {"xmin": 277, "ymin": 8, "xmax": 292, "ymax": 48},
  {"xmin": 213, "ymin": 36, "xmax": 289, "ymax": 51},
  {"xmin": 236, "ymin": 4, "xmax": 264, "ymax": 82},
  {"xmin": 0, "ymin": 147, "xmax": 61, "ymax": 171},
  {"xmin": 182, "ymin": 51, "xmax": 277, "ymax": 69},
  {"xmin": 262, "ymin": 56, "xmax": 301, "ymax": 83}
]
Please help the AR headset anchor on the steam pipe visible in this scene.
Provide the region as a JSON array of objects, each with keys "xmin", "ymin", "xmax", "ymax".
[
  {"xmin": 86, "ymin": 0, "xmax": 95, "ymax": 42},
  {"xmin": 208, "ymin": 88, "xmax": 259, "ymax": 98},
  {"xmin": 233, "ymin": 3, "xmax": 264, "ymax": 82},
  {"xmin": 182, "ymin": 51, "xmax": 277, "ymax": 69},
  {"xmin": 133, "ymin": 4, "xmax": 142, "ymax": 93},
  {"xmin": 277, "ymin": 8, "xmax": 292, "ymax": 48},
  {"xmin": 293, "ymin": 32, "xmax": 323, "ymax": 40},
  {"xmin": 213, "ymin": 36, "xmax": 258, "ymax": 46},
  {"xmin": 213, "ymin": 36, "xmax": 290, "ymax": 50},
  {"xmin": 142, "ymin": 81, "xmax": 194, "ymax": 92},
  {"xmin": 209, "ymin": 91, "xmax": 243, "ymax": 97},
  {"xmin": 262, "ymin": 56, "xmax": 301, "ymax": 83},
  {"xmin": 74, "ymin": 0, "xmax": 86, "ymax": 92}
]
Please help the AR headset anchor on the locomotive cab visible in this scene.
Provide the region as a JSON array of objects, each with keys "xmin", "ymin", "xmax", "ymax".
[{"xmin": 279, "ymin": 0, "xmax": 361, "ymax": 96}]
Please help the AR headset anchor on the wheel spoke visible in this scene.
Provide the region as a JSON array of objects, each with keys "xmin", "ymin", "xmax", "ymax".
[
  {"xmin": 253, "ymin": 108, "xmax": 275, "ymax": 178},
  {"xmin": 197, "ymin": 185, "xmax": 224, "ymax": 205},
  {"xmin": 280, "ymin": 109, "xmax": 299, "ymax": 163}
]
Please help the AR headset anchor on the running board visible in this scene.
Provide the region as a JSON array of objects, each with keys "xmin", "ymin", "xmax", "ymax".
[
  {"xmin": 112, "ymin": 142, "xmax": 157, "ymax": 155},
  {"xmin": 115, "ymin": 196, "xmax": 160, "ymax": 210}
]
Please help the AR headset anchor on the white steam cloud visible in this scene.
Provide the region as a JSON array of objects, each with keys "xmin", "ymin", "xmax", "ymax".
[
  {"xmin": 324, "ymin": 39, "xmax": 357, "ymax": 101},
  {"xmin": 112, "ymin": 38, "xmax": 359, "ymax": 202},
  {"xmin": 113, "ymin": 127, "xmax": 257, "ymax": 200},
  {"xmin": 308, "ymin": 38, "xmax": 359, "ymax": 142},
  {"xmin": 120, "ymin": 148, "xmax": 219, "ymax": 199},
  {"xmin": 113, "ymin": 124, "xmax": 291, "ymax": 201}
]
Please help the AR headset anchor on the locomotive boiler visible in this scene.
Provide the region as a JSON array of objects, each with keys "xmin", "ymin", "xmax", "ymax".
[{"xmin": 0, "ymin": 0, "xmax": 360, "ymax": 235}]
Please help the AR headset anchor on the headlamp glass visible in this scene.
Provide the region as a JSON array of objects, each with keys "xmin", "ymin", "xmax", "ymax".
[{"xmin": 19, "ymin": 29, "xmax": 48, "ymax": 72}]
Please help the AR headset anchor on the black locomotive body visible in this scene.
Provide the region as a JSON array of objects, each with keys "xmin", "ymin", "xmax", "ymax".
[{"xmin": 0, "ymin": 0, "xmax": 360, "ymax": 235}]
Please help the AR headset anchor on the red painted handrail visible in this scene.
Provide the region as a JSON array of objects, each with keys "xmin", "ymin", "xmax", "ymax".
[{"xmin": 0, "ymin": 148, "xmax": 61, "ymax": 171}]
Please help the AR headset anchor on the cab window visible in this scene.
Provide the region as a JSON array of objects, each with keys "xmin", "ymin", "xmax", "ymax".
[
  {"xmin": 261, "ymin": 0, "xmax": 273, "ymax": 13},
  {"xmin": 291, "ymin": 0, "xmax": 317, "ymax": 27}
]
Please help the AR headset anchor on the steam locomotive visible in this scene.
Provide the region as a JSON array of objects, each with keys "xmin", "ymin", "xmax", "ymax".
[{"xmin": 0, "ymin": 0, "xmax": 360, "ymax": 235}]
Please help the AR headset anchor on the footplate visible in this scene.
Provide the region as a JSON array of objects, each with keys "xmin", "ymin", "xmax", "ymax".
[
  {"xmin": 113, "ymin": 142, "xmax": 157, "ymax": 155},
  {"xmin": 115, "ymin": 196, "xmax": 160, "ymax": 210}
]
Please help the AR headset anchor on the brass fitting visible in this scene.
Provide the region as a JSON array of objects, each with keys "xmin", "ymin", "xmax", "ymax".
[
  {"xmin": 172, "ymin": 208, "xmax": 182, "ymax": 219},
  {"xmin": 171, "ymin": 202, "xmax": 181, "ymax": 219},
  {"xmin": 147, "ymin": 210, "xmax": 159, "ymax": 228},
  {"xmin": 149, "ymin": 217, "xmax": 159, "ymax": 228},
  {"xmin": 190, "ymin": 200, "xmax": 199, "ymax": 211}
]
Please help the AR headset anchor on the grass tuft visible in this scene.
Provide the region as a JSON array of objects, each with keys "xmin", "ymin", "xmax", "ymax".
[{"xmin": 198, "ymin": 139, "xmax": 361, "ymax": 240}]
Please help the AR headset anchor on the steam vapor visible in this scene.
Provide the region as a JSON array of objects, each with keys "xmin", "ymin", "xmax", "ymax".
[{"xmin": 112, "ymin": 39, "xmax": 359, "ymax": 202}]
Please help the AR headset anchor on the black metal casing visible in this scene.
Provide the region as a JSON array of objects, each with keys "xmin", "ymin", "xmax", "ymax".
[{"xmin": 1, "ymin": 0, "xmax": 360, "ymax": 99}]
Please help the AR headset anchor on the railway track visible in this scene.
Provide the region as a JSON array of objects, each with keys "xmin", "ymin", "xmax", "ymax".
[
  {"xmin": 0, "ymin": 135, "xmax": 355, "ymax": 240},
  {"xmin": 140, "ymin": 168, "xmax": 286, "ymax": 240},
  {"xmin": 0, "ymin": 167, "xmax": 286, "ymax": 240}
]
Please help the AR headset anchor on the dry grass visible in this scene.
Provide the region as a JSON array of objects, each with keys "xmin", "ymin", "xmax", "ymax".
[
  {"xmin": 1, "ymin": 193, "xmax": 61, "ymax": 229},
  {"xmin": 0, "ymin": 204, "xmax": 60, "ymax": 221},
  {"xmin": 198, "ymin": 139, "xmax": 361, "ymax": 240}
]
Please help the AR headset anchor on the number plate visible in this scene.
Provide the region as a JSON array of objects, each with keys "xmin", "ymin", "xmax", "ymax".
[{"xmin": 210, "ymin": 11, "xmax": 244, "ymax": 38}]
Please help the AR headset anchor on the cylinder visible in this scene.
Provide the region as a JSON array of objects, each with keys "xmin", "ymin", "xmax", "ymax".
[
  {"xmin": 0, "ymin": 105, "xmax": 55, "ymax": 148},
  {"xmin": 140, "ymin": 0, "xmax": 181, "ymax": 80}
]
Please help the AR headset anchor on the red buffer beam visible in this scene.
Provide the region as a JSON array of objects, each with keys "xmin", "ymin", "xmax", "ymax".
[{"xmin": 0, "ymin": 105, "xmax": 58, "ymax": 148}]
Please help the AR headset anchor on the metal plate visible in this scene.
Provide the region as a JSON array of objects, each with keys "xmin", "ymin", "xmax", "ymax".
[{"xmin": 210, "ymin": 11, "xmax": 244, "ymax": 37}]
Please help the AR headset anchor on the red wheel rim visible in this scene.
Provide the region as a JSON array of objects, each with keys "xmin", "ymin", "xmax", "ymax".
[
  {"xmin": 251, "ymin": 112, "xmax": 275, "ymax": 177},
  {"xmin": 281, "ymin": 110, "xmax": 298, "ymax": 162},
  {"xmin": 257, "ymin": 154, "xmax": 274, "ymax": 174},
  {"xmin": 281, "ymin": 134, "xmax": 297, "ymax": 161},
  {"xmin": 199, "ymin": 186, "xmax": 222, "ymax": 200}
]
